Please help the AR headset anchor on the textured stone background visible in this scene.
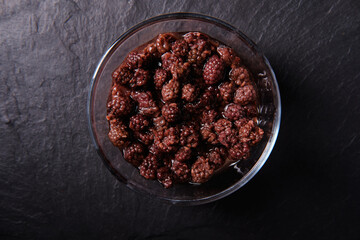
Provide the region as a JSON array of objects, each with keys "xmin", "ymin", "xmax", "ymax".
[{"xmin": 1, "ymin": 0, "xmax": 360, "ymax": 239}]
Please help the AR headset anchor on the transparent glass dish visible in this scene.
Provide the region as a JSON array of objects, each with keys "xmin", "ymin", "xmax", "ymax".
[{"xmin": 87, "ymin": 13, "xmax": 281, "ymax": 205}]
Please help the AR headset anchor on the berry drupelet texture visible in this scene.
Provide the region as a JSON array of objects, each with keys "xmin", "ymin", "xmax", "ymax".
[
  {"xmin": 203, "ymin": 55, "xmax": 225, "ymax": 85},
  {"xmin": 162, "ymin": 103, "xmax": 180, "ymax": 123}
]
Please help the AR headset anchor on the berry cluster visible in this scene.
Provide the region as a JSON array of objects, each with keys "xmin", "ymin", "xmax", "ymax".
[{"xmin": 107, "ymin": 32, "xmax": 263, "ymax": 188}]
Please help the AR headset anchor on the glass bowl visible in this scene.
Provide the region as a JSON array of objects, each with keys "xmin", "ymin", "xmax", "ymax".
[{"xmin": 87, "ymin": 13, "xmax": 281, "ymax": 205}]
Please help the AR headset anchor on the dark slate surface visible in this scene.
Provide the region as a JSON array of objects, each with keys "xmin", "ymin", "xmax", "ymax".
[{"xmin": 1, "ymin": 0, "xmax": 360, "ymax": 239}]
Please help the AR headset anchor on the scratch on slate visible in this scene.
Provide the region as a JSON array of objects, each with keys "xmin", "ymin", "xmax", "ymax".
[{"xmin": 327, "ymin": 0, "xmax": 341, "ymax": 14}]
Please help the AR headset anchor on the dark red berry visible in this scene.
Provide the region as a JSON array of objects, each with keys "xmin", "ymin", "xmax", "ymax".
[
  {"xmin": 180, "ymin": 123, "xmax": 199, "ymax": 148},
  {"xmin": 157, "ymin": 166, "xmax": 173, "ymax": 188},
  {"xmin": 191, "ymin": 156, "xmax": 215, "ymax": 183},
  {"xmin": 154, "ymin": 68, "xmax": 169, "ymax": 89},
  {"xmin": 223, "ymin": 103, "xmax": 245, "ymax": 121},
  {"xmin": 161, "ymin": 79, "xmax": 180, "ymax": 102},
  {"xmin": 218, "ymin": 127, "xmax": 238, "ymax": 148},
  {"xmin": 236, "ymin": 119, "xmax": 264, "ymax": 145},
  {"xmin": 153, "ymin": 116, "xmax": 168, "ymax": 131},
  {"xmin": 139, "ymin": 153, "xmax": 159, "ymax": 180},
  {"xmin": 108, "ymin": 119, "xmax": 129, "ymax": 148},
  {"xmin": 230, "ymin": 66, "xmax": 251, "ymax": 86},
  {"xmin": 218, "ymin": 81, "xmax": 235, "ymax": 103},
  {"xmin": 112, "ymin": 65, "xmax": 133, "ymax": 85},
  {"xmin": 106, "ymin": 90, "xmax": 134, "ymax": 118},
  {"xmin": 131, "ymin": 91, "xmax": 159, "ymax": 116},
  {"xmin": 214, "ymin": 119, "xmax": 232, "ymax": 134},
  {"xmin": 234, "ymin": 84, "xmax": 257, "ymax": 105},
  {"xmin": 171, "ymin": 39, "xmax": 189, "ymax": 57},
  {"xmin": 208, "ymin": 148, "xmax": 225, "ymax": 169},
  {"xmin": 129, "ymin": 69, "xmax": 150, "ymax": 88},
  {"xmin": 175, "ymin": 146, "xmax": 192, "ymax": 162},
  {"xmin": 181, "ymin": 83, "xmax": 198, "ymax": 102},
  {"xmin": 156, "ymin": 33, "xmax": 177, "ymax": 54},
  {"xmin": 217, "ymin": 46, "xmax": 239, "ymax": 66},
  {"xmin": 129, "ymin": 114, "xmax": 149, "ymax": 132},
  {"xmin": 203, "ymin": 55, "xmax": 225, "ymax": 85},
  {"xmin": 156, "ymin": 127, "xmax": 179, "ymax": 153},
  {"xmin": 123, "ymin": 142, "xmax": 145, "ymax": 167},
  {"xmin": 228, "ymin": 142, "xmax": 250, "ymax": 161},
  {"xmin": 162, "ymin": 103, "xmax": 180, "ymax": 123},
  {"xmin": 201, "ymin": 109, "xmax": 218, "ymax": 124},
  {"xmin": 137, "ymin": 130, "xmax": 154, "ymax": 145},
  {"xmin": 171, "ymin": 161, "xmax": 190, "ymax": 183}
]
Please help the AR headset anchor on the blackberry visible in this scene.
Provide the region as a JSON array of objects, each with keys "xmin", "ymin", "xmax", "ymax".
[
  {"xmin": 125, "ymin": 51, "xmax": 141, "ymax": 69},
  {"xmin": 237, "ymin": 119, "xmax": 255, "ymax": 140},
  {"xmin": 125, "ymin": 49, "xmax": 156, "ymax": 70},
  {"xmin": 162, "ymin": 52, "xmax": 190, "ymax": 79},
  {"xmin": 161, "ymin": 79, "xmax": 180, "ymax": 102},
  {"xmin": 180, "ymin": 123, "xmax": 199, "ymax": 148},
  {"xmin": 223, "ymin": 103, "xmax": 245, "ymax": 121},
  {"xmin": 129, "ymin": 114, "xmax": 149, "ymax": 132},
  {"xmin": 175, "ymin": 146, "xmax": 192, "ymax": 162},
  {"xmin": 172, "ymin": 61, "xmax": 190, "ymax": 80},
  {"xmin": 228, "ymin": 142, "xmax": 250, "ymax": 161},
  {"xmin": 156, "ymin": 33, "xmax": 177, "ymax": 54},
  {"xmin": 218, "ymin": 81, "xmax": 235, "ymax": 103},
  {"xmin": 123, "ymin": 142, "xmax": 145, "ymax": 167},
  {"xmin": 181, "ymin": 83, "xmax": 198, "ymax": 102},
  {"xmin": 157, "ymin": 126, "xmax": 179, "ymax": 153},
  {"xmin": 183, "ymin": 32, "xmax": 209, "ymax": 45},
  {"xmin": 201, "ymin": 109, "xmax": 218, "ymax": 124},
  {"xmin": 157, "ymin": 166, "xmax": 173, "ymax": 188},
  {"xmin": 217, "ymin": 46, "xmax": 238, "ymax": 66},
  {"xmin": 234, "ymin": 84, "xmax": 257, "ymax": 105},
  {"xmin": 153, "ymin": 116, "xmax": 168, "ymax": 131},
  {"xmin": 171, "ymin": 161, "xmax": 190, "ymax": 183},
  {"xmin": 171, "ymin": 39, "xmax": 189, "ymax": 58},
  {"xmin": 154, "ymin": 68, "xmax": 169, "ymax": 89},
  {"xmin": 230, "ymin": 66, "xmax": 250, "ymax": 86},
  {"xmin": 107, "ymin": 92, "xmax": 134, "ymax": 119},
  {"xmin": 149, "ymin": 143, "xmax": 163, "ymax": 158},
  {"xmin": 131, "ymin": 91, "xmax": 159, "ymax": 116},
  {"xmin": 198, "ymin": 86, "xmax": 219, "ymax": 108},
  {"xmin": 208, "ymin": 148, "xmax": 225, "ymax": 169},
  {"xmin": 191, "ymin": 156, "xmax": 215, "ymax": 183},
  {"xmin": 200, "ymin": 123, "xmax": 218, "ymax": 145},
  {"xmin": 162, "ymin": 103, "xmax": 180, "ymax": 123},
  {"xmin": 129, "ymin": 68, "xmax": 151, "ymax": 88},
  {"xmin": 139, "ymin": 153, "xmax": 159, "ymax": 180},
  {"xmin": 237, "ymin": 119, "xmax": 264, "ymax": 145},
  {"xmin": 187, "ymin": 39, "xmax": 212, "ymax": 66},
  {"xmin": 203, "ymin": 55, "xmax": 225, "ymax": 85},
  {"xmin": 234, "ymin": 118, "xmax": 249, "ymax": 129},
  {"xmin": 161, "ymin": 52, "xmax": 181, "ymax": 72},
  {"xmin": 110, "ymin": 83, "xmax": 121, "ymax": 96},
  {"xmin": 218, "ymin": 127, "xmax": 238, "ymax": 148},
  {"xmin": 214, "ymin": 119, "xmax": 232, "ymax": 134},
  {"xmin": 108, "ymin": 119, "xmax": 129, "ymax": 148},
  {"xmin": 137, "ymin": 130, "xmax": 154, "ymax": 145},
  {"xmin": 143, "ymin": 42, "xmax": 160, "ymax": 59},
  {"xmin": 112, "ymin": 65, "xmax": 133, "ymax": 85},
  {"xmin": 250, "ymin": 127, "xmax": 264, "ymax": 145}
]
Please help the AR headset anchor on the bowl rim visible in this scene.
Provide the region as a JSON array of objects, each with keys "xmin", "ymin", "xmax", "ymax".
[{"xmin": 87, "ymin": 12, "xmax": 281, "ymax": 205}]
